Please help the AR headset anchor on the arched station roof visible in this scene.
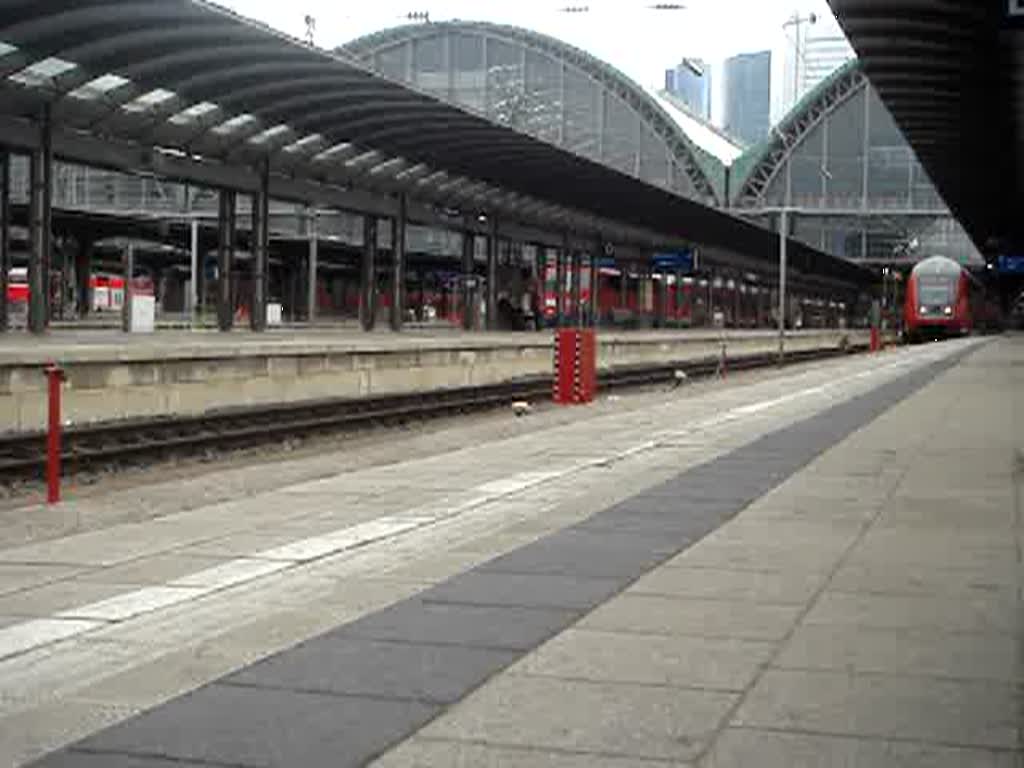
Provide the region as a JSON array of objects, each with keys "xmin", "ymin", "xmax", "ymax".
[
  {"xmin": 341, "ymin": 21, "xmax": 732, "ymax": 205},
  {"xmin": 731, "ymin": 60, "xmax": 867, "ymax": 208},
  {"xmin": 728, "ymin": 56, "xmax": 979, "ymax": 266},
  {"xmin": 829, "ymin": 1, "xmax": 1018, "ymax": 254},
  {"xmin": 0, "ymin": 0, "xmax": 873, "ymax": 287}
]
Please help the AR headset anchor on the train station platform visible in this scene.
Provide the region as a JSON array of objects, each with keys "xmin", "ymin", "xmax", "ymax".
[
  {"xmin": 0, "ymin": 328, "xmax": 865, "ymax": 432},
  {"xmin": 0, "ymin": 334, "xmax": 1017, "ymax": 767}
]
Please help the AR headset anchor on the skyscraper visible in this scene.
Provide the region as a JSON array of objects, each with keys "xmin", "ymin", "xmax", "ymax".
[
  {"xmin": 723, "ymin": 51, "xmax": 771, "ymax": 145},
  {"xmin": 664, "ymin": 58, "xmax": 711, "ymax": 120}
]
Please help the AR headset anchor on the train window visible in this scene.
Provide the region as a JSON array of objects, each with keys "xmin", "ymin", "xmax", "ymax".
[{"xmin": 918, "ymin": 277, "xmax": 954, "ymax": 305}]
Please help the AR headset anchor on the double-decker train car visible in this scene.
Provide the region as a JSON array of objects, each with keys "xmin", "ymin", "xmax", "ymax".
[{"xmin": 903, "ymin": 255, "xmax": 975, "ymax": 341}]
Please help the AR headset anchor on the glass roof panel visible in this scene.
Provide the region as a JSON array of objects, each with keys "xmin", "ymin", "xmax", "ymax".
[
  {"xmin": 168, "ymin": 101, "xmax": 220, "ymax": 125},
  {"xmin": 248, "ymin": 124, "xmax": 291, "ymax": 144},
  {"xmin": 8, "ymin": 57, "xmax": 78, "ymax": 87},
  {"xmin": 212, "ymin": 113, "xmax": 259, "ymax": 135},
  {"xmin": 67, "ymin": 73, "xmax": 131, "ymax": 100},
  {"xmin": 282, "ymin": 133, "xmax": 324, "ymax": 153},
  {"xmin": 123, "ymin": 88, "xmax": 177, "ymax": 113}
]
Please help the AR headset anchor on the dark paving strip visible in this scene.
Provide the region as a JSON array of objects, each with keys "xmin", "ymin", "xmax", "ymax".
[{"xmin": 34, "ymin": 351, "xmax": 966, "ymax": 768}]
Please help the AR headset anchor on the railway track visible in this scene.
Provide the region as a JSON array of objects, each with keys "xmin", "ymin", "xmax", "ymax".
[{"xmin": 0, "ymin": 345, "xmax": 863, "ymax": 485}]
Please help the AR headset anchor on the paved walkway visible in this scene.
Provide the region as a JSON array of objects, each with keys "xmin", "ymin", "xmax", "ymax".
[
  {"xmin": 373, "ymin": 336, "xmax": 1023, "ymax": 767},
  {"xmin": 0, "ymin": 336, "xmax": 1016, "ymax": 767}
]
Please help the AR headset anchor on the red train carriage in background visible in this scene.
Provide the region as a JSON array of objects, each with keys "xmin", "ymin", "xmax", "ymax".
[
  {"xmin": 6, "ymin": 269, "xmax": 153, "ymax": 322},
  {"xmin": 903, "ymin": 255, "xmax": 976, "ymax": 341}
]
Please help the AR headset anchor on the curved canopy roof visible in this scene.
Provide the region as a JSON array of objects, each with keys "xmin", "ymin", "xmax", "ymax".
[
  {"xmin": 0, "ymin": 0, "xmax": 872, "ymax": 286},
  {"xmin": 731, "ymin": 59, "xmax": 865, "ymax": 207},
  {"xmin": 828, "ymin": 1, "xmax": 1019, "ymax": 253},
  {"xmin": 341, "ymin": 21, "xmax": 734, "ymax": 204}
]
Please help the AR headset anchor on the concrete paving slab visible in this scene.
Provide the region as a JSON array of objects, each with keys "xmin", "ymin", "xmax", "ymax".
[
  {"xmin": 473, "ymin": 527, "xmax": 682, "ymax": 579},
  {"xmin": 733, "ymin": 668, "xmax": 1021, "ymax": 748},
  {"xmin": 667, "ymin": 539, "xmax": 844, "ymax": 573},
  {"xmin": 333, "ymin": 598, "xmax": 578, "ymax": 651},
  {"xmin": 172, "ymin": 530, "xmax": 321, "ymax": 559},
  {"xmin": 0, "ymin": 581, "xmax": 137, "ymax": 618},
  {"xmin": 65, "ymin": 644, "xmax": 258, "ymax": 711},
  {"xmin": 372, "ymin": 738, "xmax": 695, "ymax": 767},
  {"xmin": 775, "ymin": 624, "xmax": 1024, "ymax": 682},
  {"xmin": 0, "ymin": 699, "xmax": 137, "ymax": 768},
  {"xmin": 630, "ymin": 566, "xmax": 827, "ymax": 604},
  {"xmin": 873, "ymin": 496, "xmax": 1018, "ymax": 529},
  {"xmin": 33, "ymin": 754, "xmax": 211, "ymax": 767},
  {"xmin": 846, "ymin": 539, "xmax": 1021, "ymax": 570},
  {"xmin": 417, "ymin": 674, "xmax": 736, "ymax": 763},
  {"xmin": 0, "ymin": 564, "xmax": 86, "ymax": 597},
  {"xmin": 57, "ymin": 586, "xmax": 206, "ymax": 622},
  {"xmin": 229, "ymin": 635, "xmax": 517, "ymax": 704},
  {"xmin": 54, "ymin": 683, "xmax": 439, "ymax": 768},
  {"xmin": 422, "ymin": 571, "xmax": 622, "ymax": 611},
  {"xmin": 704, "ymin": 728, "xmax": 1022, "ymax": 768},
  {"xmin": 803, "ymin": 591, "xmax": 1020, "ymax": 635},
  {"xmin": 577, "ymin": 594, "xmax": 802, "ymax": 641},
  {"xmin": 830, "ymin": 560, "xmax": 1022, "ymax": 598},
  {"xmin": 0, "ymin": 618, "xmax": 103, "ymax": 662},
  {"xmin": 73, "ymin": 554, "xmax": 229, "ymax": 587},
  {"xmin": 516, "ymin": 628, "xmax": 775, "ymax": 691}
]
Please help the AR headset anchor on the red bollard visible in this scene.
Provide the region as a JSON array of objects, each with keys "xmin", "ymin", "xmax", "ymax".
[
  {"xmin": 44, "ymin": 363, "xmax": 65, "ymax": 504},
  {"xmin": 553, "ymin": 329, "xmax": 577, "ymax": 404}
]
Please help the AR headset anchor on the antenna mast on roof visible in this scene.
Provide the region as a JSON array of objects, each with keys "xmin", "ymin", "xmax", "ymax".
[{"xmin": 304, "ymin": 14, "xmax": 316, "ymax": 45}]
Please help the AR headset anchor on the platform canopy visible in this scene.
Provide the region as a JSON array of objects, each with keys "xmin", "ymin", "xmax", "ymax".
[
  {"xmin": 828, "ymin": 0, "xmax": 1023, "ymax": 255},
  {"xmin": 0, "ymin": 0, "xmax": 871, "ymax": 286}
]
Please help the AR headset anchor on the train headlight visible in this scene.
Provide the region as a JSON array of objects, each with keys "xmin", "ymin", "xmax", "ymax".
[
  {"xmin": 943, "ymin": 306, "xmax": 953, "ymax": 316},
  {"xmin": 919, "ymin": 306, "xmax": 927, "ymax": 315}
]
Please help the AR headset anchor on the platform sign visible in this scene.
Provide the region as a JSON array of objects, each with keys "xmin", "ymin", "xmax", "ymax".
[
  {"xmin": 651, "ymin": 250, "xmax": 694, "ymax": 273},
  {"xmin": 997, "ymin": 255, "xmax": 1024, "ymax": 274}
]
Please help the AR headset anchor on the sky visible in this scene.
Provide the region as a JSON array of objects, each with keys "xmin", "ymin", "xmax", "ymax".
[{"xmin": 220, "ymin": 0, "xmax": 844, "ymax": 124}]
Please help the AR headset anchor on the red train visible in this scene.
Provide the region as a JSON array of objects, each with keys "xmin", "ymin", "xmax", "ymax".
[{"xmin": 902, "ymin": 256, "xmax": 975, "ymax": 342}]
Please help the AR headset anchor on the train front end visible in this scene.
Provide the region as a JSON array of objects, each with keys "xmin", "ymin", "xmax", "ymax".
[{"xmin": 903, "ymin": 256, "xmax": 971, "ymax": 341}]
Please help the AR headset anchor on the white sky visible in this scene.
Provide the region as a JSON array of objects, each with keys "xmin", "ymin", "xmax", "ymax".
[{"xmin": 221, "ymin": 0, "xmax": 844, "ymax": 124}]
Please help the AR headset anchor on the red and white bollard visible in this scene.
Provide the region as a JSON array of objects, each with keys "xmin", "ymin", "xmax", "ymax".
[{"xmin": 44, "ymin": 363, "xmax": 65, "ymax": 504}]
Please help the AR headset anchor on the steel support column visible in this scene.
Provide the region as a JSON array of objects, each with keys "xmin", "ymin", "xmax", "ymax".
[
  {"xmin": 706, "ymin": 274, "xmax": 714, "ymax": 327},
  {"xmin": 75, "ymin": 240, "xmax": 92, "ymax": 320},
  {"xmin": 307, "ymin": 208, "xmax": 318, "ymax": 324},
  {"xmin": 534, "ymin": 244, "xmax": 546, "ymax": 332},
  {"xmin": 29, "ymin": 107, "xmax": 52, "ymax": 335},
  {"xmin": 461, "ymin": 230, "xmax": 474, "ymax": 331},
  {"xmin": 778, "ymin": 211, "xmax": 788, "ymax": 362},
  {"xmin": 0, "ymin": 149, "xmax": 9, "ymax": 332},
  {"xmin": 121, "ymin": 242, "xmax": 134, "ymax": 333},
  {"xmin": 571, "ymin": 248, "xmax": 582, "ymax": 327},
  {"xmin": 217, "ymin": 189, "xmax": 236, "ymax": 332},
  {"xmin": 251, "ymin": 160, "xmax": 270, "ymax": 332},
  {"xmin": 556, "ymin": 236, "xmax": 568, "ymax": 328},
  {"xmin": 189, "ymin": 217, "xmax": 199, "ymax": 320},
  {"xmin": 675, "ymin": 270, "xmax": 683, "ymax": 327},
  {"xmin": 360, "ymin": 215, "xmax": 377, "ymax": 331},
  {"xmin": 485, "ymin": 218, "xmax": 498, "ymax": 331},
  {"xmin": 389, "ymin": 193, "xmax": 406, "ymax": 332}
]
